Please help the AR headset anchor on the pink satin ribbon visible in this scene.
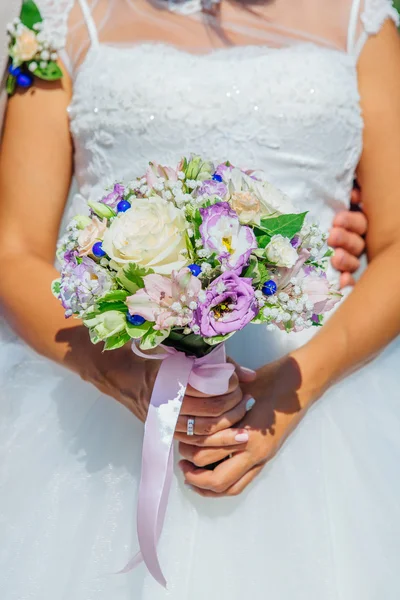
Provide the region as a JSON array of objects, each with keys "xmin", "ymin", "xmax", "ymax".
[{"xmin": 119, "ymin": 342, "xmax": 234, "ymax": 587}]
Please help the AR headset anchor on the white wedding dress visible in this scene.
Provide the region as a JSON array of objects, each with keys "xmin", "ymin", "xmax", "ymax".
[{"xmin": 1, "ymin": 0, "xmax": 400, "ymax": 598}]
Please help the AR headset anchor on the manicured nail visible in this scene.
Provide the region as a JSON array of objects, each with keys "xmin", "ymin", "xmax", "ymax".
[
  {"xmin": 240, "ymin": 366, "xmax": 256, "ymax": 375},
  {"xmin": 235, "ymin": 431, "xmax": 249, "ymax": 443},
  {"xmin": 246, "ymin": 397, "xmax": 256, "ymax": 412}
]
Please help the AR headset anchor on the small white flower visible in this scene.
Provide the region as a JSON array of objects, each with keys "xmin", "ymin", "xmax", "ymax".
[
  {"xmin": 290, "ymin": 277, "xmax": 298, "ymax": 285},
  {"xmin": 278, "ymin": 292, "xmax": 289, "ymax": 302},
  {"xmin": 270, "ymin": 308, "xmax": 279, "ymax": 318},
  {"xmin": 180, "ymin": 295, "xmax": 187, "ymax": 303},
  {"xmin": 41, "ymin": 50, "xmax": 50, "ymax": 61},
  {"xmin": 295, "ymin": 317, "xmax": 305, "ymax": 326},
  {"xmin": 189, "ymin": 301, "xmax": 198, "ymax": 310},
  {"xmin": 263, "ymin": 307, "xmax": 271, "ymax": 317},
  {"xmin": 40, "ymin": 61, "xmax": 48, "ymax": 69},
  {"xmin": 201, "ymin": 262, "xmax": 212, "ymax": 274},
  {"xmin": 216, "ymin": 282, "xmax": 226, "ymax": 294},
  {"xmin": 183, "ymin": 327, "xmax": 192, "ymax": 335},
  {"xmin": 13, "ymin": 17, "xmax": 20, "ymax": 25},
  {"xmin": 28, "ymin": 61, "xmax": 38, "ymax": 72},
  {"xmin": 171, "ymin": 302, "xmax": 183, "ymax": 313},
  {"xmin": 255, "ymin": 290, "xmax": 263, "ymax": 299},
  {"xmin": 266, "ymin": 324, "xmax": 277, "ymax": 331},
  {"xmin": 268, "ymin": 295, "xmax": 278, "ymax": 304},
  {"xmin": 187, "ymin": 228, "xmax": 194, "ymax": 238},
  {"xmin": 195, "ymin": 239, "xmax": 203, "ymax": 248},
  {"xmin": 282, "ymin": 312, "xmax": 291, "ymax": 322},
  {"xmin": 178, "ymin": 171, "xmax": 185, "ymax": 180},
  {"xmin": 198, "ymin": 290, "xmax": 206, "ymax": 303},
  {"xmin": 258, "ymin": 299, "xmax": 265, "ymax": 307},
  {"xmin": 192, "ymin": 324, "xmax": 200, "ymax": 334},
  {"xmin": 275, "ymin": 314, "xmax": 283, "ymax": 323},
  {"xmin": 306, "ymin": 300, "xmax": 314, "ymax": 311},
  {"xmin": 164, "ymin": 190, "xmax": 172, "ymax": 200},
  {"xmin": 293, "ymin": 286, "xmax": 301, "ymax": 296}
]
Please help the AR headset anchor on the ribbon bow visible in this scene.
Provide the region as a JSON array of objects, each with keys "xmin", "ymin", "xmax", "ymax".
[{"xmin": 119, "ymin": 342, "xmax": 234, "ymax": 587}]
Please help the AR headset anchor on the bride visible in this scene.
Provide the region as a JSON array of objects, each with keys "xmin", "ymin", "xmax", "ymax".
[{"xmin": 1, "ymin": 0, "xmax": 400, "ymax": 598}]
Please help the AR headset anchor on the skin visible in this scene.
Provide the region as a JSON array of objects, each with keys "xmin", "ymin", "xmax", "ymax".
[
  {"xmin": 0, "ymin": 29, "xmax": 368, "ymax": 484},
  {"xmin": 178, "ymin": 21, "xmax": 400, "ymax": 497}
]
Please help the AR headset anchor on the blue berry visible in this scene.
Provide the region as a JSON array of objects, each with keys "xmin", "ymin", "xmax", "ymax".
[
  {"xmin": 188, "ymin": 263, "xmax": 202, "ymax": 277},
  {"xmin": 212, "ymin": 173, "xmax": 223, "ymax": 182},
  {"xmin": 8, "ymin": 65, "xmax": 21, "ymax": 77},
  {"xmin": 16, "ymin": 73, "xmax": 33, "ymax": 88},
  {"xmin": 126, "ymin": 313, "xmax": 146, "ymax": 326},
  {"xmin": 262, "ymin": 280, "xmax": 277, "ymax": 296},
  {"xmin": 116, "ymin": 200, "xmax": 131, "ymax": 213},
  {"xmin": 92, "ymin": 241, "xmax": 106, "ymax": 257}
]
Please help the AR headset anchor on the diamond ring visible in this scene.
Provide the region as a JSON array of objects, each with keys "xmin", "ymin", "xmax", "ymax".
[{"xmin": 187, "ymin": 418, "xmax": 195, "ymax": 436}]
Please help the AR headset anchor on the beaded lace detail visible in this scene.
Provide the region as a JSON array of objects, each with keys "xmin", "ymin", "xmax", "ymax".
[
  {"xmin": 36, "ymin": 0, "xmax": 75, "ymax": 49},
  {"xmin": 361, "ymin": 0, "xmax": 400, "ymax": 35}
]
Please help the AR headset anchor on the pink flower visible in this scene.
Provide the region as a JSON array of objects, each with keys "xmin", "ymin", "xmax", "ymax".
[
  {"xmin": 78, "ymin": 217, "xmax": 107, "ymax": 256},
  {"xmin": 127, "ymin": 268, "xmax": 202, "ymax": 331},
  {"xmin": 146, "ymin": 162, "xmax": 178, "ymax": 188},
  {"xmin": 298, "ymin": 268, "xmax": 341, "ymax": 314}
]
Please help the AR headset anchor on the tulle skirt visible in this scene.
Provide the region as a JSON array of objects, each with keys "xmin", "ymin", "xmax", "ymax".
[{"xmin": 1, "ymin": 314, "xmax": 400, "ymax": 600}]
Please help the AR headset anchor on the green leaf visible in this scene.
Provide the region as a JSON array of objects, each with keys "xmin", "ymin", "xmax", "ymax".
[
  {"xmin": 103, "ymin": 331, "xmax": 131, "ymax": 351},
  {"xmin": 204, "ymin": 332, "xmax": 235, "ymax": 346},
  {"xmin": 98, "ymin": 290, "xmax": 129, "ymax": 303},
  {"xmin": 6, "ymin": 75, "xmax": 16, "ymax": 96},
  {"xmin": 33, "ymin": 61, "xmax": 63, "ymax": 81},
  {"xmin": 20, "ymin": 0, "xmax": 43, "ymax": 29},
  {"xmin": 139, "ymin": 326, "xmax": 169, "ymax": 350},
  {"xmin": 259, "ymin": 212, "xmax": 308, "ymax": 240},
  {"xmin": 255, "ymin": 234, "xmax": 271, "ymax": 248},
  {"xmin": 163, "ymin": 331, "xmax": 213, "ymax": 358},
  {"xmin": 126, "ymin": 320, "xmax": 152, "ymax": 339},
  {"xmin": 258, "ymin": 262, "xmax": 270, "ymax": 283},
  {"xmin": 242, "ymin": 256, "xmax": 259, "ymax": 280},
  {"xmin": 117, "ymin": 263, "xmax": 153, "ymax": 295}
]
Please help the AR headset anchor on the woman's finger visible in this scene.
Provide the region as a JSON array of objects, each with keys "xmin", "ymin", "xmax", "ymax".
[
  {"xmin": 328, "ymin": 226, "xmax": 365, "ymax": 257},
  {"xmin": 350, "ymin": 187, "xmax": 361, "ymax": 206},
  {"xmin": 179, "ymin": 448, "xmax": 252, "ymax": 494},
  {"xmin": 180, "ymin": 386, "xmax": 243, "ymax": 417},
  {"xmin": 178, "ymin": 442, "xmax": 241, "ymax": 468},
  {"xmin": 187, "ymin": 463, "xmax": 265, "ymax": 498},
  {"xmin": 227, "ymin": 358, "xmax": 257, "ymax": 384},
  {"xmin": 332, "ymin": 210, "xmax": 368, "ymax": 237},
  {"xmin": 175, "ymin": 426, "xmax": 250, "ymax": 447},
  {"xmin": 331, "ymin": 248, "xmax": 360, "ymax": 274},
  {"xmin": 176, "ymin": 395, "xmax": 256, "ymax": 436},
  {"xmin": 339, "ymin": 272, "xmax": 356, "ymax": 289}
]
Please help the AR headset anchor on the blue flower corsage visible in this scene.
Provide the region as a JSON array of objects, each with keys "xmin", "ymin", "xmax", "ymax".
[{"xmin": 6, "ymin": 0, "xmax": 63, "ymax": 96}]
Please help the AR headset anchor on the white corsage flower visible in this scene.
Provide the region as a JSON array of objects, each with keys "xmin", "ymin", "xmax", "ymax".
[{"xmin": 265, "ymin": 235, "xmax": 298, "ymax": 268}]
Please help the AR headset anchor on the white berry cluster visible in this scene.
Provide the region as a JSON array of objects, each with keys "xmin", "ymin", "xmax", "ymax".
[
  {"xmin": 7, "ymin": 18, "xmax": 61, "ymax": 71},
  {"xmin": 261, "ymin": 275, "xmax": 316, "ymax": 332}
]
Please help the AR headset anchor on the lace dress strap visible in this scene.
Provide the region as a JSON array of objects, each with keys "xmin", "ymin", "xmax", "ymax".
[
  {"xmin": 348, "ymin": 0, "xmax": 400, "ymax": 59},
  {"xmin": 76, "ymin": 0, "xmax": 99, "ymax": 47}
]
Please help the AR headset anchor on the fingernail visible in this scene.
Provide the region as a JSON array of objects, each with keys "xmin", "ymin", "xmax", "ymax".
[
  {"xmin": 235, "ymin": 431, "xmax": 249, "ymax": 443},
  {"xmin": 240, "ymin": 366, "xmax": 256, "ymax": 375},
  {"xmin": 246, "ymin": 397, "xmax": 256, "ymax": 412}
]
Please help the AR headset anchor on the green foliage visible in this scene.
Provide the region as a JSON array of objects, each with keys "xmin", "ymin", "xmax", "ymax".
[
  {"xmin": 104, "ymin": 331, "xmax": 131, "ymax": 351},
  {"xmin": 126, "ymin": 320, "xmax": 152, "ymax": 339},
  {"xmin": 204, "ymin": 332, "xmax": 235, "ymax": 346},
  {"xmin": 243, "ymin": 256, "xmax": 270, "ymax": 286},
  {"xmin": 164, "ymin": 330, "xmax": 213, "ymax": 357},
  {"xmin": 117, "ymin": 263, "xmax": 153, "ymax": 294},
  {"xmin": 139, "ymin": 326, "xmax": 169, "ymax": 350},
  {"xmin": 258, "ymin": 212, "xmax": 308, "ymax": 239},
  {"xmin": 51, "ymin": 279, "xmax": 61, "ymax": 297},
  {"xmin": 33, "ymin": 61, "xmax": 63, "ymax": 81},
  {"xmin": 20, "ymin": 0, "xmax": 42, "ymax": 30},
  {"xmin": 6, "ymin": 76, "xmax": 16, "ymax": 96}
]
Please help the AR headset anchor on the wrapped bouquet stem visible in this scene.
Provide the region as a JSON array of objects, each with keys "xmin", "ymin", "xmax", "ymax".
[{"xmin": 53, "ymin": 155, "xmax": 342, "ymax": 586}]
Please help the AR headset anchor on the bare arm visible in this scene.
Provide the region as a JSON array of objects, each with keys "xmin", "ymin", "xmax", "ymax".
[{"xmin": 294, "ymin": 20, "xmax": 400, "ymax": 396}]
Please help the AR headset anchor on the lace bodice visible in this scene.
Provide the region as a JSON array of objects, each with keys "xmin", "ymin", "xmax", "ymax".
[{"xmin": 36, "ymin": 0, "xmax": 398, "ymax": 234}]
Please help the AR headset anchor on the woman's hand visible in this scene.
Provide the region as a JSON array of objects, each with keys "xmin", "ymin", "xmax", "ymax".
[
  {"xmin": 179, "ymin": 355, "xmax": 319, "ymax": 497},
  {"xmin": 89, "ymin": 345, "xmax": 256, "ymax": 427},
  {"xmin": 329, "ymin": 186, "xmax": 368, "ymax": 288}
]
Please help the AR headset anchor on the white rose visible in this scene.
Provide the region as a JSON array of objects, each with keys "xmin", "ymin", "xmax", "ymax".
[
  {"xmin": 227, "ymin": 168, "xmax": 295, "ymax": 224},
  {"xmin": 265, "ymin": 235, "xmax": 298, "ymax": 268},
  {"xmin": 13, "ymin": 25, "xmax": 39, "ymax": 62},
  {"xmin": 102, "ymin": 196, "xmax": 188, "ymax": 274}
]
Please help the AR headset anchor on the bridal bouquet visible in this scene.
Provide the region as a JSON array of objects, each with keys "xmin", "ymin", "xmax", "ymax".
[{"xmin": 53, "ymin": 155, "xmax": 341, "ymax": 586}]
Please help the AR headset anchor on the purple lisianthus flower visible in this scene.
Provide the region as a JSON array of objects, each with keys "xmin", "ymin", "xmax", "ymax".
[
  {"xmin": 290, "ymin": 235, "xmax": 301, "ymax": 248},
  {"xmin": 58, "ymin": 256, "xmax": 113, "ymax": 317},
  {"xmin": 214, "ymin": 163, "xmax": 234, "ymax": 179},
  {"xmin": 197, "ymin": 179, "xmax": 228, "ymax": 199},
  {"xmin": 193, "ymin": 271, "xmax": 259, "ymax": 337},
  {"xmin": 199, "ymin": 202, "xmax": 257, "ymax": 274},
  {"xmin": 100, "ymin": 183, "xmax": 125, "ymax": 209}
]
